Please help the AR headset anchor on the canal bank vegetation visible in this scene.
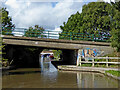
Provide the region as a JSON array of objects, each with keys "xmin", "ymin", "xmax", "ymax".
[
  {"xmin": 105, "ymin": 70, "xmax": 120, "ymax": 77},
  {"xmin": 1, "ymin": 7, "xmax": 15, "ymax": 67},
  {"xmin": 80, "ymin": 63, "xmax": 119, "ymax": 68},
  {"xmin": 2, "ymin": 44, "xmax": 9, "ymax": 67}
]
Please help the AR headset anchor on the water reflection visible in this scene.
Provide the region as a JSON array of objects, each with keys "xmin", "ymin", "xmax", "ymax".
[
  {"xmin": 40, "ymin": 55, "xmax": 57, "ymax": 73},
  {"xmin": 2, "ymin": 56, "xmax": 119, "ymax": 88},
  {"xmin": 40, "ymin": 56, "xmax": 58, "ymax": 83},
  {"xmin": 77, "ymin": 72, "xmax": 119, "ymax": 88}
]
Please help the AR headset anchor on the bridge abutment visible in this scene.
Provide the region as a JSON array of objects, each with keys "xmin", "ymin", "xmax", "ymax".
[{"xmin": 62, "ymin": 49, "xmax": 78, "ymax": 65}]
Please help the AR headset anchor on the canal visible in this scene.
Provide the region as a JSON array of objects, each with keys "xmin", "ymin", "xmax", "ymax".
[{"xmin": 2, "ymin": 57, "xmax": 119, "ymax": 88}]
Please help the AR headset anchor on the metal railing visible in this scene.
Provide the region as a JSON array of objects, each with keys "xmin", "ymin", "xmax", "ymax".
[{"xmin": 1, "ymin": 27, "xmax": 111, "ymax": 42}]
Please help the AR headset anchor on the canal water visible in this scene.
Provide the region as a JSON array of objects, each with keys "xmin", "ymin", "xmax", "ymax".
[{"xmin": 2, "ymin": 57, "xmax": 119, "ymax": 88}]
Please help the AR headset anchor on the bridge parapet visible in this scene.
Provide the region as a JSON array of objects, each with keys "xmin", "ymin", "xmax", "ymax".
[{"xmin": 2, "ymin": 27, "xmax": 111, "ymax": 42}]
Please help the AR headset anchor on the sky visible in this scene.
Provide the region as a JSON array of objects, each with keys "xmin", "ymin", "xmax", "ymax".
[{"xmin": 2, "ymin": 0, "xmax": 115, "ymax": 31}]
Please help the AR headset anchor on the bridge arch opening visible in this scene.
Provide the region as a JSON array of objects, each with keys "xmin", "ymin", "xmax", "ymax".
[{"xmin": 3, "ymin": 44, "xmax": 78, "ymax": 68}]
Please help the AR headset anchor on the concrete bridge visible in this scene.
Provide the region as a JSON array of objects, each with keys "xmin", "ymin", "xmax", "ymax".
[{"xmin": 2, "ymin": 35, "xmax": 114, "ymax": 67}]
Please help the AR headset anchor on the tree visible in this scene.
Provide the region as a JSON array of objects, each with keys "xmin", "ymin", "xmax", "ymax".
[
  {"xmin": 0, "ymin": 8, "xmax": 15, "ymax": 35},
  {"xmin": 0, "ymin": 8, "xmax": 14, "ymax": 67},
  {"xmin": 60, "ymin": 11, "xmax": 84, "ymax": 40},
  {"xmin": 25, "ymin": 25, "xmax": 46, "ymax": 37},
  {"xmin": 110, "ymin": 0, "xmax": 120, "ymax": 52},
  {"xmin": 60, "ymin": 2, "xmax": 114, "ymax": 41},
  {"xmin": 111, "ymin": 0, "xmax": 120, "ymax": 11}
]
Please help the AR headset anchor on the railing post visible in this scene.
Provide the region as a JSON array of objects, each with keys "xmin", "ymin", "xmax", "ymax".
[
  {"xmin": 48, "ymin": 31, "xmax": 49, "ymax": 38},
  {"xmin": 92, "ymin": 58, "xmax": 94, "ymax": 67},
  {"xmin": 70, "ymin": 32, "xmax": 72, "ymax": 40},
  {"xmin": 106, "ymin": 56, "xmax": 108, "ymax": 67},
  {"xmin": 92, "ymin": 34, "xmax": 94, "ymax": 41}
]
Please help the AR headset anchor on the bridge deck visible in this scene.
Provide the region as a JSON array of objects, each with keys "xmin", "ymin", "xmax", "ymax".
[
  {"xmin": 2, "ymin": 35, "xmax": 110, "ymax": 45},
  {"xmin": 2, "ymin": 35, "xmax": 111, "ymax": 50}
]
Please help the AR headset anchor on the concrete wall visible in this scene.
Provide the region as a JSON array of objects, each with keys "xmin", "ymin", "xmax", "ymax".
[{"xmin": 62, "ymin": 49, "xmax": 78, "ymax": 65}]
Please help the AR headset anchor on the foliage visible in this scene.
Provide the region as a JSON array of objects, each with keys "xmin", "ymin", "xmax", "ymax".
[
  {"xmin": 60, "ymin": 1, "xmax": 120, "ymax": 51},
  {"xmin": 60, "ymin": 2, "xmax": 113, "ymax": 41},
  {"xmin": 105, "ymin": 70, "xmax": 120, "ymax": 77},
  {"xmin": 0, "ymin": 8, "xmax": 15, "ymax": 35},
  {"xmin": 52, "ymin": 50, "xmax": 62, "ymax": 60},
  {"xmin": 24, "ymin": 25, "xmax": 46, "ymax": 37},
  {"xmin": 80, "ymin": 64, "xmax": 92, "ymax": 67},
  {"xmin": 108, "ymin": 64, "xmax": 119, "ymax": 68},
  {"xmin": 110, "ymin": 1, "xmax": 120, "ymax": 52},
  {"xmin": 94, "ymin": 64, "xmax": 106, "ymax": 67},
  {"xmin": 111, "ymin": 0, "xmax": 120, "ymax": 12},
  {"xmin": 94, "ymin": 59, "xmax": 106, "ymax": 62},
  {"xmin": 2, "ymin": 43, "xmax": 9, "ymax": 67},
  {"xmin": 110, "ymin": 29, "xmax": 120, "ymax": 52},
  {"xmin": 0, "ymin": 8, "xmax": 14, "ymax": 67}
]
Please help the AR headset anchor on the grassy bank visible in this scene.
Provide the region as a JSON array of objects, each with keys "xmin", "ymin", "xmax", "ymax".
[
  {"xmin": 105, "ymin": 70, "xmax": 120, "ymax": 77},
  {"xmin": 80, "ymin": 63, "xmax": 119, "ymax": 68}
]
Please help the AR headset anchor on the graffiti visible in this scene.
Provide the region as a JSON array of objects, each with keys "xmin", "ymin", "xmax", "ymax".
[
  {"xmin": 78, "ymin": 48, "xmax": 105, "ymax": 61},
  {"xmin": 82, "ymin": 48, "xmax": 97, "ymax": 57}
]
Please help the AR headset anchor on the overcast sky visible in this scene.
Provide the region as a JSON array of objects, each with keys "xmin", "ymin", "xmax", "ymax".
[{"xmin": 2, "ymin": 0, "xmax": 115, "ymax": 30}]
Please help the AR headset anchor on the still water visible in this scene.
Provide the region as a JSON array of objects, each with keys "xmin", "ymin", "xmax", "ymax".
[{"xmin": 2, "ymin": 58, "xmax": 119, "ymax": 88}]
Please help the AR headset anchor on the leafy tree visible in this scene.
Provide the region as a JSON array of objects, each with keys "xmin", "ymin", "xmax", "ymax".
[
  {"xmin": 0, "ymin": 8, "xmax": 15, "ymax": 35},
  {"xmin": 111, "ymin": 0, "xmax": 120, "ymax": 11},
  {"xmin": 60, "ymin": 12, "xmax": 84, "ymax": 40},
  {"xmin": 110, "ymin": 0, "xmax": 120, "ymax": 52},
  {"xmin": 60, "ymin": 1, "xmax": 120, "ymax": 51},
  {"xmin": 60, "ymin": 2, "xmax": 114, "ymax": 41},
  {"xmin": 25, "ymin": 25, "xmax": 46, "ymax": 37},
  {"xmin": 0, "ymin": 8, "xmax": 14, "ymax": 67}
]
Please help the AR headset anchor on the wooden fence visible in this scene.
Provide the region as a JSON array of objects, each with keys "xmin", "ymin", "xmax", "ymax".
[{"xmin": 77, "ymin": 56, "xmax": 120, "ymax": 67}]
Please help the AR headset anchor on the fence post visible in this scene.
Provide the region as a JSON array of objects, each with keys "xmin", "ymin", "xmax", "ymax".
[
  {"xmin": 79, "ymin": 56, "xmax": 82, "ymax": 66},
  {"xmin": 106, "ymin": 56, "xmax": 108, "ymax": 67},
  {"xmin": 77, "ymin": 53, "xmax": 79, "ymax": 66},
  {"xmin": 92, "ymin": 58, "xmax": 94, "ymax": 67}
]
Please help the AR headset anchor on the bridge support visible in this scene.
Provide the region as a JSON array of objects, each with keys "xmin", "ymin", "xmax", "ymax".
[{"xmin": 62, "ymin": 49, "xmax": 78, "ymax": 65}]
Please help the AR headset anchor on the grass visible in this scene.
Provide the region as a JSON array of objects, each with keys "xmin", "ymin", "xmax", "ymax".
[
  {"xmin": 108, "ymin": 64, "xmax": 119, "ymax": 68},
  {"xmin": 105, "ymin": 70, "xmax": 120, "ymax": 77},
  {"xmin": 81, "ymin": 64, "xmax": 92, "ymax": 67},
  {"xmin": 94, "ymin": 64, "xmax": 106, "ymax": 68},
  {"xmin": 94, "ymin": 59, "xmax": 106, "ymax": 62},
  {"xmin": 79, "ymin": 63, "xmax": 119, "ymax": 68}
]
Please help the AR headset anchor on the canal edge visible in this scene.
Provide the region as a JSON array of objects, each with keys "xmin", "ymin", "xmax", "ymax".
[{"xmin": 57, "ymin": 65, "xmax": 120, "ymax": 80}]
